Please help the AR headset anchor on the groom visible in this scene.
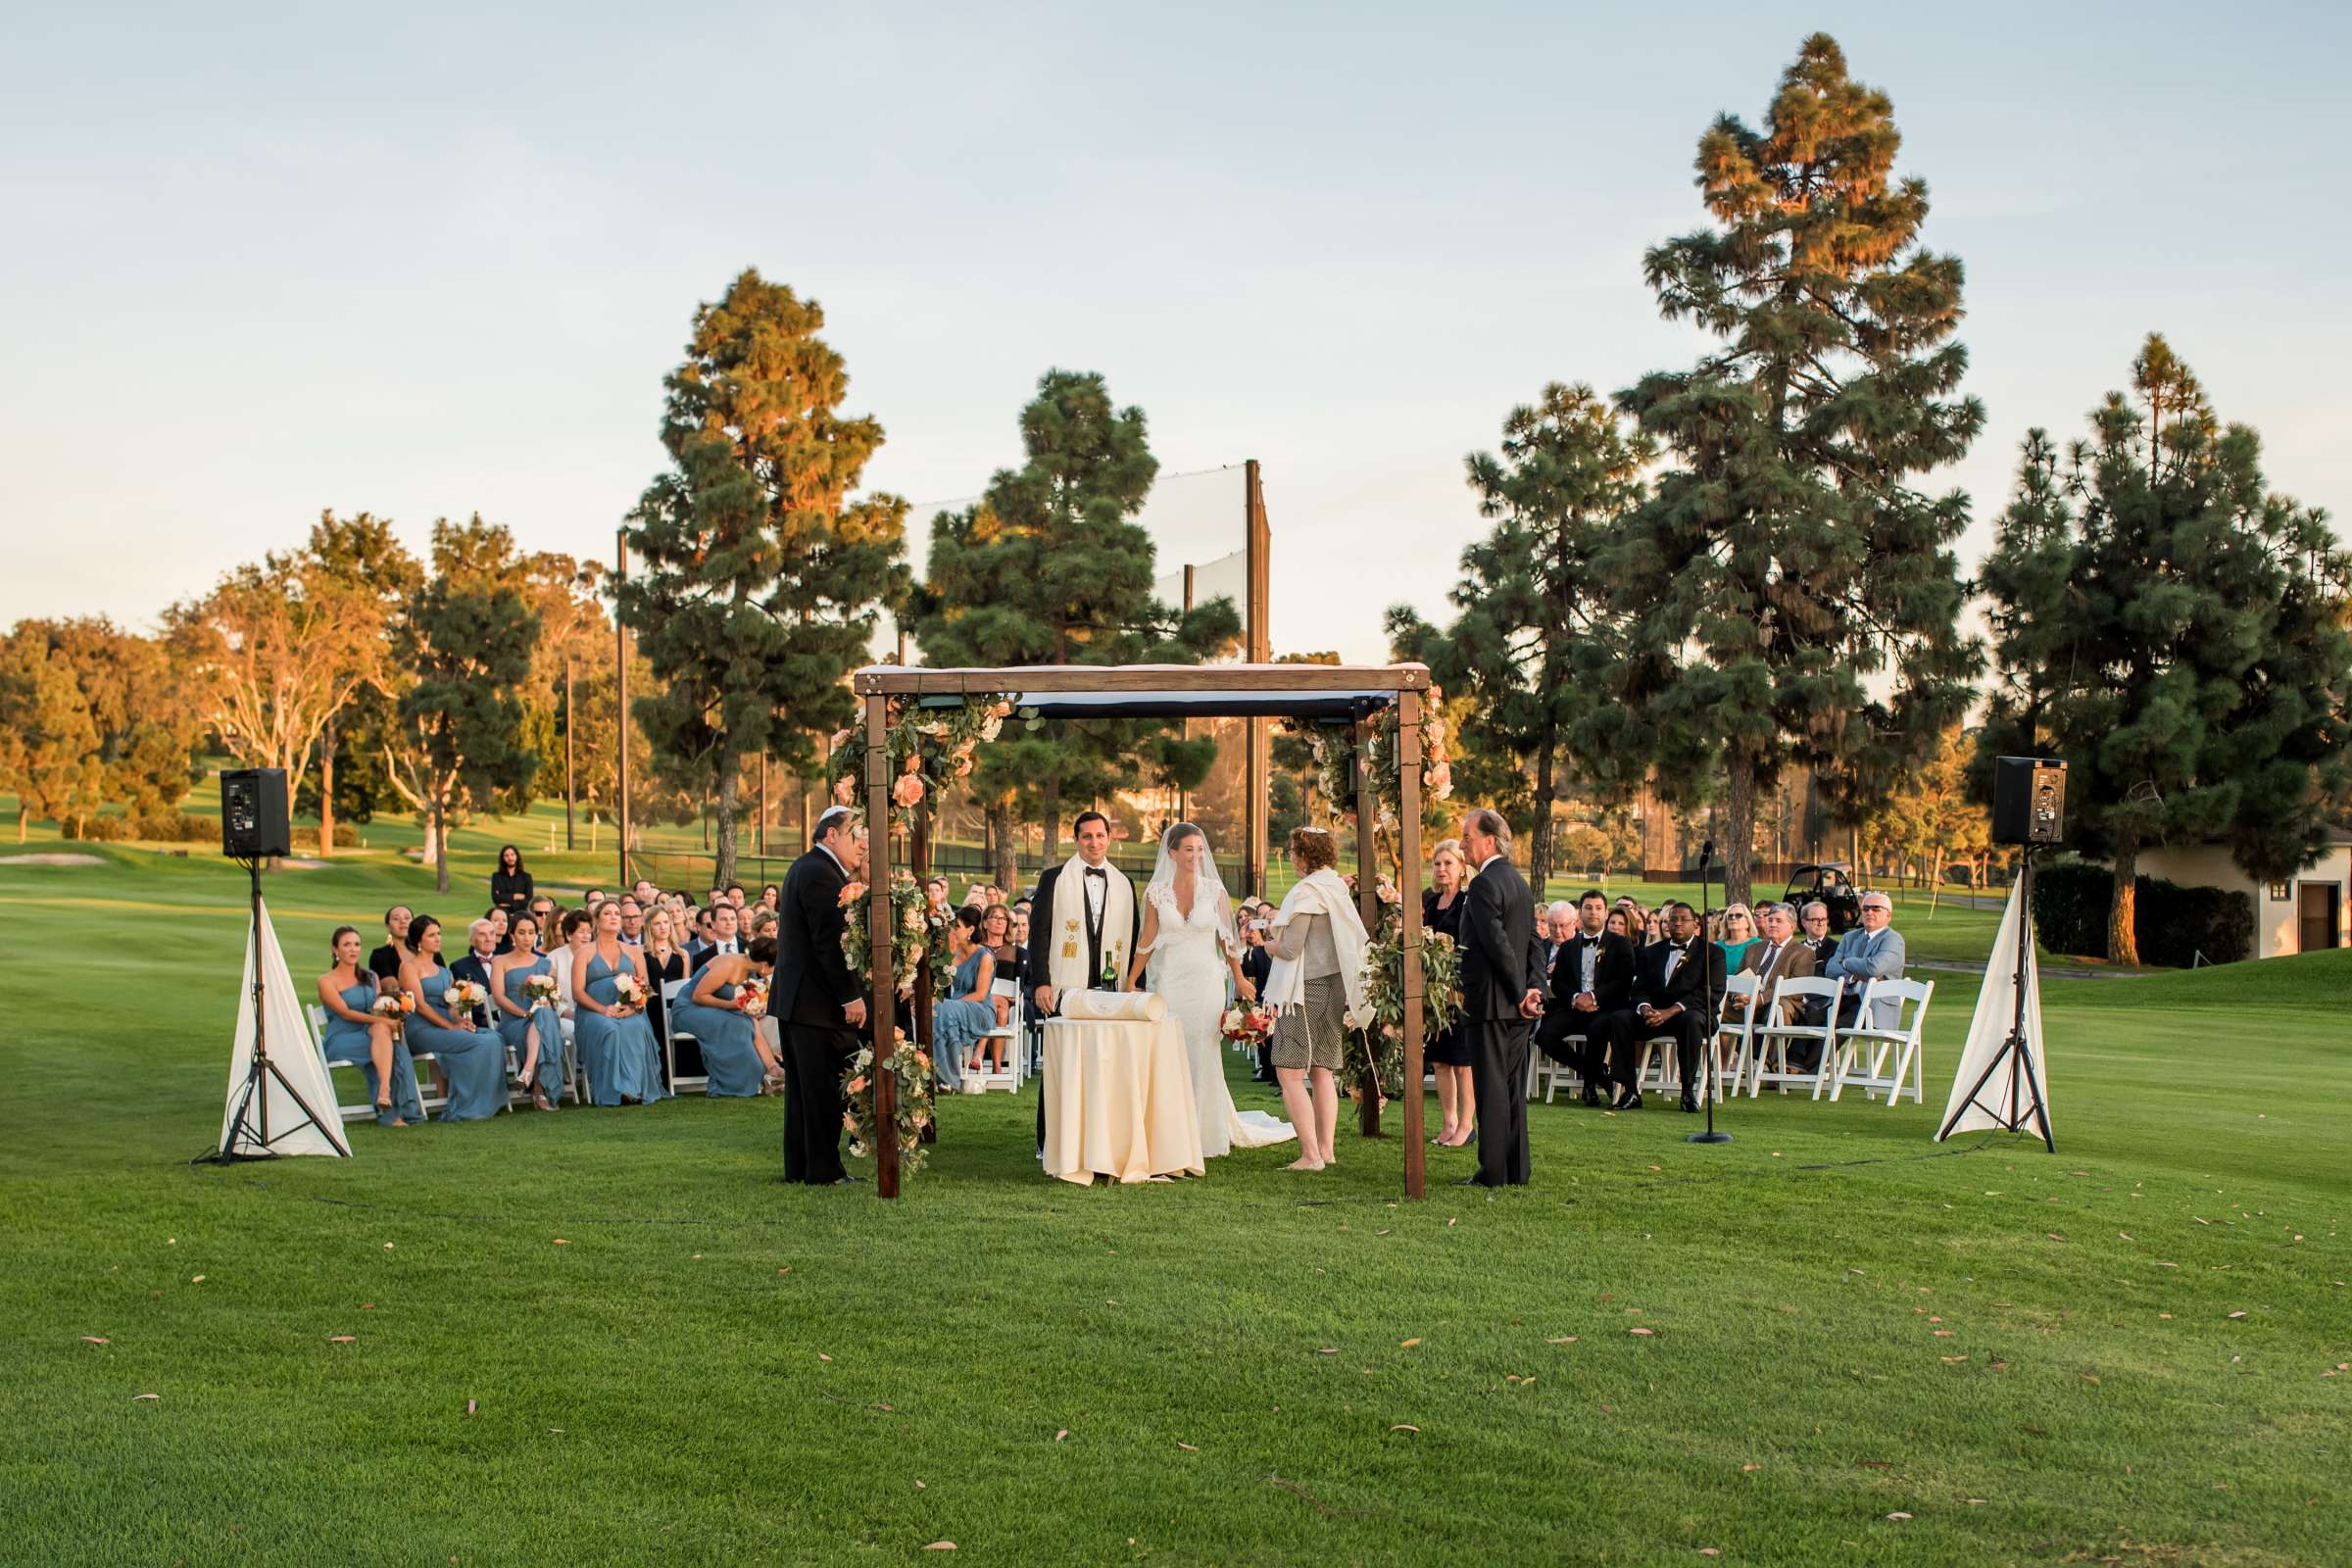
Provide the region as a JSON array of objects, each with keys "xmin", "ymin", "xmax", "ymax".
[{"xmin": 1029, "ymin": 810, "xmax": 1142, "ymax": 1157}]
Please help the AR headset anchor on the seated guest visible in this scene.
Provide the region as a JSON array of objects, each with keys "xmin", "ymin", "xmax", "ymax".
[
  {"xmin": 1539, "ymin": 902, "xmax": 1574, "ymax": 975},
  {"xmin": 527, "ymin": 896, "xmax": 559, "ymax": 953},
  {"xmin": 1540, "ymin": 889, "xmax": 1634, "ymax": 1106},
  {"xmin": 923, "ymin": 876, "xmax": 952, "ymax": 916},
  {"xmin": 1600, "ymin": 901, "xmax": 1724, "ymax": 1113},
  {"xmin": 617, "ymin": 896, "xmax": 645, "ymax": 946},
  {"xmin": 479, "ymin": 906, "xmax": 513, "ymax": 956},
  {"xmin": 708, "ymin": 887, "xmax": 731, "ymax": 915},
  {"xmin": 632, "ymin": 877, "xmax": 661, "ymax": 909},
  {"xmin": 491, "ymin": 912, "xmax": 565, "ymax": 1111},
  {"xmin": 1715, "ymin": 903, "xmax": 1760, "ymax": 974},
  {"xmin": 641, "ymin": 908, "xmax": 694, "ymax": 1083},
  {"xmin": 1825, "ymin": 891, "xmax": 1906, "ymax": 1029},
  {"xmin": 548, "ymin": 908, "xmax": 593, "ymax": 1022},
  {"xmin": 583, "ymin": 887, "xmax": 607, "ymax": 911},
  {"xmin": 1603, "ymin": 907, "xmax": 1635, "ymax": 945},
  {"xmin": 490, "ymin": 844, "xmax": 534, "ymax": 919},
  {"xmin": 316, "ymin": 925, "xmax": 421, "ymax": 1126},
  {"xmin": 940, "ymin": 907, "xmax": 1004, "ymax": 1080},
  {"xmin": 726, "ymin": 882, "xmax": 748, "ymax": 909},
  {"xmin": 1799, "ymin": 901, "xmax": 1838, "ymax": 970},
  {"xmin": 1726, "ymin": 901, "xmax": 1818, "ymax": 1070},
  {"xmin": 670, "ymin": 934, "xmax": 786, "ymax": 1096},
  {"xmin": 570, "ymin": 900, "xmax": 667, "ymax": 1105},
  {"xmin": 448, "ymin": 918, "xmax": 503, "ymax": 1028},
  {"xmin": 368, "ymin": 906, "xmax": 413, "ymax": 982},
  {"xmin": 981, "ymin": 901, "xmax": 1023, "ymax": 1009},
  {"xmin": 1641, "ymin": 907, "xmax": 1666, "ymax": 947},
  {"xmin": 685, "ymin": 906, "xmax": 716, "ymax": 960},
  {"xmin": 693, "ymin": 903, "xmax": 743, "ymax": 970},
  {"xmin": 1239, "ymin": 911, "xmax": 1274, "ymax": 1083},
  {"xmin": 759, "ymin": 883, "xmax": 781, "ymax": 912},
  {"xmin": 397, "ymin": 914, "xmax": 509, "ymax": 1121}
]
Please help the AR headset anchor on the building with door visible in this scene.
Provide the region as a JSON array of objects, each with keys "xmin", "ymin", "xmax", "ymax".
[{"xmin": 2133, "ymin": 828, "xmax": 2352, "ymax": 960}]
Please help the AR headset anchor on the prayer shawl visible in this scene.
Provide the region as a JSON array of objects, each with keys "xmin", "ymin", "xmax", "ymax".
[
  {"xmin": 1264, "ymin": 867, "xmax": 1370, "ymax": 1022},
  {"xmin": 1047, "ymin": 852, "xmax": 1136, "ymax": 999}
]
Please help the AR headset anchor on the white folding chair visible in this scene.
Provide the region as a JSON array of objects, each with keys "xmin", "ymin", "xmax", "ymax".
[
  {"xmin": 557, "ymin": 1014, "xmax": 584, "ymax": 1104},
  {"xmin": 1748, "ymin": 976, "xmax": 1844, "ymax": 1099},
  {"xmin": 963, "ymin": 1025, "xmax": 1021, "ymax": 1093},
  {"xmin": 1528, "ymin": 1034, "xmax": 1585, "ymax": 1103},
  {"xmin": 309, "ymin": 1004, "xmax": 381, "ymax": 1124},
  {"xmin": 1709, "ymin": 974, "xmax": 1759, "ymax": 1101},
  {"xmin": 1829, "ymin": 978, "xmax": 1934, "ymax": 1106},
  {"xmin": 1636, "ymin": 1033, "xmax": 1683, "ymax": 1098},
  {"xmin": 660, "ymin": 978, "xmax": 710, "ymax": 1095}
]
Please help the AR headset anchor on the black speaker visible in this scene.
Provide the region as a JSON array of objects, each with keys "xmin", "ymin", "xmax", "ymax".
[
  {"xmin": 220, "ymin": 767, "xmax": 291, "ymax": 858},
  {"xmin": 1991, "ymin": 757, "xmax": 2067, "ymax": 846}
]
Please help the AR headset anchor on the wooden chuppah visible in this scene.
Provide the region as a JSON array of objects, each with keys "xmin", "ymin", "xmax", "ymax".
[{"xmin": 853, "ymin": 662, "xmax": 1434, "ymax": 1200}]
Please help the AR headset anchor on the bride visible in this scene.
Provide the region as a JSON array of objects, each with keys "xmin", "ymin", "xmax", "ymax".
[{"xmin": 1127, "ymin": 822, "xmax": 1295, "ymax": 1157}]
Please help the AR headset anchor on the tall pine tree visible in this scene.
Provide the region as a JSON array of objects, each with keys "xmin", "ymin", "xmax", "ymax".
[
  {"xmin": 618, "ymin": 270, "xmax": 908, "ymax": 885},
  {"xmin": 1978, "ymin": 334, "xmax": 2352, "ymax": 962},
  {"xmin": 1611, "ymin": 33, "xmax": 1983, "ymax": 906},
  {"xmin": 1396, "ymin": 382, "xmax": 1651, "ymax": 887},
  {"xmin": 909, "ymin": 370, "xmax": 1238, "ymax": 863}
]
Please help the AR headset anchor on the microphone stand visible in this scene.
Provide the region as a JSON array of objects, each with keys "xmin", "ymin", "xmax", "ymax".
[{"xmin": 1688, "ymin": 841, "xmax": 1730, "ymax": 1146}]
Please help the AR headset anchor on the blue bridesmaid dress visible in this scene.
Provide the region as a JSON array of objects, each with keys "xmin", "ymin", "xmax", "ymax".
[
  {"xmin": 666, "ymin": 967, "xmax": 767, "ymax": 1098},
  {"xmin": 496, "ymin": 955, "xmax": 567, "ymax": 1105},
  {"xmin": 318, "ymin": 976, "xmax": 424, "ymax": 1126},
  {"xmin": 406, "ymin": 964, "xmax": 509, "ymax": 1121},
  {"xmin": 574, "ymin": 949, "xmax": 668, "ymax": 1106},
  {"xmin": 932, "ymin": 949, "xmax": 999, "ymax": 1084}
]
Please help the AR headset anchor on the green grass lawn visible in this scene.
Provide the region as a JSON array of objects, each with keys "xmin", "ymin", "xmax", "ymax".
[{"xmin": 3, "ymin": 846, "xmax": 2345, "ymax": 1565}]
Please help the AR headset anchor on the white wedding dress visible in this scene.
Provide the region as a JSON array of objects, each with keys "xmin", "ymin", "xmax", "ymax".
[{"xmin": 1145, "ymin": 880, "xmax": 1295, "ymax": 1157}]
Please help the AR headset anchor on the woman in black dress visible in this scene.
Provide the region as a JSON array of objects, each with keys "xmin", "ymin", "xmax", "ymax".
[
  {"xmin": 1422, "ymin": 837, "xmax": 1475, "ymax": 1149},
  {"xmin": 490, "ymin": 845, "xmax": 534, "ymax": 920},
  {"xmin": 641, "ymin": 907, "xmax": 693, "ymax": 1087}
]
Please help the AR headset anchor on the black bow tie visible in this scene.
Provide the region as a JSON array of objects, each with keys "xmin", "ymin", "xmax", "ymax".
[{"xmin": 1085, "ymin": 866, "xmax": 1105, "ymax": 879}]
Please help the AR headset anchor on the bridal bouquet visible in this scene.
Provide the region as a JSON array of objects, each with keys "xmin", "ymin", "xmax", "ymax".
[
  {"xmin": 737, "ymin": 979, "xmax": 769, "ymax": 1018},
  {"xmin": 443, "ymin": 978, "xmax": 489, "ymax": 1014},
  {"xmin": 611, "ymin": 973, "xmax": 648, "ymax": 1011},
  {"xmin": 369, "ymin": 993, "xmax": 409, "ymax": 1020},
  {"xmin": 1218, "ymin": 1004, "xmax": 1276, "ymax": 1047},
  {"xmin": 524, "ymin": 973, "xmax": 561, "ymax": 1009}
]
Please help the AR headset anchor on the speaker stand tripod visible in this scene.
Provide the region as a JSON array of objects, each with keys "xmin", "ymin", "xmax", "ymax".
[
  {"xmin": 196, "ymin": 857, "xmax": 335, "ymax": 1164},
  {"xmin": 1936, "ymin": 845, "xmax": 2055, "ymax": 1152}
]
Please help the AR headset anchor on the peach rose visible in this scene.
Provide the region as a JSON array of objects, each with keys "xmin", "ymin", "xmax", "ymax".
[
  {"xmin": 892, "ymin": 773, "xmax": 925, "ymax": 808},
  {"xmin": 832, "ymin": 777, "xmax": 857, "ymax": 805}
]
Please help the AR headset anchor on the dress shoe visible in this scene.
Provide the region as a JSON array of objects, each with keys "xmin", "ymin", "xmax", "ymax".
[
  {"xmin": 1613, "ymin": 1091, "xmax": 1643, "ymax": 1111},
  {"xmin": 1680, "ymin": 1095, "xmax": 1700, "ymax": 1113},
  {"xmin": 832, "ymin": 1174, "xmax": 867, "ymax": 1184},
  {"xmin": 1451, "ymin": 1176, "xmax": 1498, "ymax": 1188},
  {"xmin": 1581, "ymin": 1086, "xmax": 1604, "ymax": 1107}
]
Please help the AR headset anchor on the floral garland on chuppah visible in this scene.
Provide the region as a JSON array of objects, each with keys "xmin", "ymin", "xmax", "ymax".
[
  {"xmin": 826, "ymin": 693, "xmax": 1013, "ymax": 834},
  {"xmin": 842, "ymin": 1027, "xmax": 932, "ymax": 1178},
  {"xmin": 1339, "ymin": 871, "xmax": 1466, "ymax": 1101},
  {"xmin": 837, "ymin": 869, "xmax": 953, "ymax": 1004},
  {"xmin": 1285, "ymin": 685, "xmax": 1454, "ymax": 864}
]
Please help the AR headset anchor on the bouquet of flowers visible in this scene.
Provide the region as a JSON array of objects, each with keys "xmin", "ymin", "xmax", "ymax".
[
  {"xmin": 1218, "ymin": 1004, "xmax": 1276, "ymax": 1047},
  {"xmin": 443, "ymin": 978, "xmax": 489, "ymax": 1014},
  {"xmin": 523, "ymin": 973, "xmax": 560, "ymax": 1010},
  {"xmin": 369, "ymin": 993, "xmax": 409, "ymax": 1021},
  {"xmin": 737, "ymin": 979, "xmax": 769, "ymax": 1018},
  {"xmin": 610, "ymin": 972, "xmax": 647, "ymax": 1011}
]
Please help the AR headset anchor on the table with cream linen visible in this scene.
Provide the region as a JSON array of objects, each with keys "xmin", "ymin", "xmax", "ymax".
[{"xmin": 1040, "ymin": 1015, "xmax": 1205, "ymax": 1185}]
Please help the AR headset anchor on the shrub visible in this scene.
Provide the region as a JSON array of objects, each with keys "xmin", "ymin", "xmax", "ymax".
[
  {"xmin": 2031, "ymin": 858, "xmax": 2253, "ymax": 966},
  {"xmin": 64, "ymin": 815, "xmax": 135, "ymax": 842},
  {"xmin": 132, "ymin": 808, "xmax": 219, "ymax": 844}
]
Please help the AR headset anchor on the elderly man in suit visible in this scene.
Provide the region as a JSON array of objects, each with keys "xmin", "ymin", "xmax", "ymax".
[
  {"xmin": 1825, "ymin": 890, "xmax": 1907, "ymax": 1029},
  {"xmin": 1454, "ymin": 808, "xmax": 1546, "ymax": 1188},
  {"xmin": 1730, "ymin": 902, "xmax": 1819, "ymax": 1027},
  {"xmin": 775, "ymin": 808, "xmax": 870, "ymax": 1186}
]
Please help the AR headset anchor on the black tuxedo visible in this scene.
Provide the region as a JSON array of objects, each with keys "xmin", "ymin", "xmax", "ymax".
[
  {"xmin": 1539, "ymin": 929, "xmax": 1634, "ymax": 1085},
  {"xmin": 1600, "ymin": 936, "xmax": 1727, "ymax": 1103},
  {"xmin": 1241, "ymin": 943, "xmax": 1274, "ymax": 1079},
  {"xmin": 1028, "ymin": 858, "xmax": 1143, "ymax": 1152},
  {"xmin": 777, "ymin": 846, "xmax": 862, "ymax": 1184},
  {"xmin": 1459, "ymin": 856, "xmax": 1544, "ymax": 1187}
]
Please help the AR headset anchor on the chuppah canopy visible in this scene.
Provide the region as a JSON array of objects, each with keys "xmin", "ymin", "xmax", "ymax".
[{"xmin": 849, "ymin": 662, "xmax": 1436, "ymax": 1200}]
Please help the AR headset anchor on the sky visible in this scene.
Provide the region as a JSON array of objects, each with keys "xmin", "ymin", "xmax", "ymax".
[{"xmin": 4, "ymin": 2, "xmax": 2347, "ymax": 664}]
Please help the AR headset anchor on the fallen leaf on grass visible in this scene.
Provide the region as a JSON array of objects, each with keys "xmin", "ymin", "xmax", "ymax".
[
  {"xmin": 2228, "ymin": 1311, "xmax": 2247, "ymax": 1320},
  {"xmin": 328, "ymin": 1336, "xmax": 356, "ymax": 1344},
  {"xmin": 361, "ymin": 1302, "xmax": 374, "ymax": 1310},
  {"xmin": 132, "ymin": 1394, "xmax": 159, "ymax": 1401},
  {"xmin": 914, "ymin": 1479, "xmax": 925, "ymax": 1489},
  {"xmin": 1054, "ymin": 1430, "xmax": 1068, "ymax": 1442},
  {"xmin": 2047, "ymin": 1233, "xmax": 2066, "ymax": 1243},
  {"xmin": 2080, "ymin": 1374, "xmax": 2100, "ymax": 1384},
  {"xmin": 1647, "ymin": 1164, "xmax": 1662, "ymax": 1172},
  {"xmin": 79, "ymin": 1337, "xmax": 109, "ymax": 1345},
  {"xmin": 1399, "ymin": 1337, "xmax": 1422, "ymax": 1348},
  {"xmin": 465, "ymin": 1399, "xmax": 476, "ymax": 1416},
  {"xmin": 1886, "ymin": 1511, "xmax": 1913, "ymax": 1521},
  {"xmin": 1629, "ymin": 1327, "xmax": 1655, "ymax": 1337},
  {"xmin": 1940, "ymin": 1355, "xmax": 1969, "ymax": 1363},
  {"xmin": 1446, "ymin": 1218, "xmax": 1457, "ymax": 1228},
  {"xmin": 1316, "ymin": 1348, "xmax": 1339, "ymax": 1355},
  {"xmin": 552, "ymin": 1239, "xmax": 568, "ymax": 1246},
  {"xmin": 1176, "ymin": 1442, "xmax": 1198, "ymax": 1451},
  {"xmin": 1699, "ymin": 1550, "xmax": 1721, "ymax": 1558},
  {"xmin": 1545, "ymin": 1336, "xmax": 1579, "ymax": 1344},
  {"xmin": 1390, "ymin": 1424, "xmax": 1419, "ymax": 1433},
  {"xmin": 1741, "ymin": 1464, "xmax": 1760, "ymax": 1472},
  {"xmin": 876, "ymin": 1402, "xmax": 895, "ymax": 1412},
  {"xmin": 923, "ymin": 1543, "xmax": 956, "ymax": 1551},
  {"xmin": 817, "ymin": 1353, "xmax": 831, "ymax": 1362},
  {"xmin": 190, "ymin": 1276, "xmax": 205, "ymax": 1284},
  {"xmin": 1933, "ymin": 1330, "xmax": 1954, "ymax": 1338}
]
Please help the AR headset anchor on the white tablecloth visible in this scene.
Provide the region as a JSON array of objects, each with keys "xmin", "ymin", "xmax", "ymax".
[{"xmin": 1041, "ymin": 1015, "xmax": 1204, "ymax": 1185}]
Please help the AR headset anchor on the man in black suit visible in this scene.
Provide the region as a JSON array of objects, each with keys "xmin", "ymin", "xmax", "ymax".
[
  {"xmin": 692, "ymin": 903, "xmax": 742, "ymax": 972},
  {"xmin": 447, "ymin": 917, "xmax": 502, "ymax": 1029},
  {"xmin": 1454, "ymin": 808, "xmax": 1545, "ymax": 1188},
  {"xmin": 775, "ymin": 808, "xmax": 869, "ymax": 1185},
  {"xmin": 1239, "ymin": 910, "xmax": 1275, "ymax": 1082},
  {"xmin": 1540, "ymin": 888, "xmax": 1635, "ymax": 1106},
  {"xmin": 1602, "ymin": 901, "xmax": 1725, "ymax": 1113},
  {"xmin": 1028, "ymin": 810, "xmax": 1142, "ymax": 1158}
]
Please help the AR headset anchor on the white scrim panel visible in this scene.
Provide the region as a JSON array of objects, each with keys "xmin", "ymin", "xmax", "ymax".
[
  {"xmin": 219, "ymin": 897, "xmax": 352, "ymax": 1157},
  {"xmin": 1936, "ymin": 878, "xmax": 2052, "ymax": 1143}
]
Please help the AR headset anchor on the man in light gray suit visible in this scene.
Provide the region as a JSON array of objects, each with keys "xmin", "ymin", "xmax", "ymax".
[{"xmin": 1825, "ymin": 890, "xmax": 1906, "ymax": 1030}]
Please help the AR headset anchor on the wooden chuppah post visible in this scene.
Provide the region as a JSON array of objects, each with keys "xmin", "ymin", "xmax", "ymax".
[
  {"xmin": 863, "ymin": 692, "xmax": 901, "ymax": 1198},
  {"xmin": 1352, "ymin": 715, "xmax": 1382, "ymax": 1139},
  {"xmin": 911, "ymin": 788, "xmax": 937, "ymax": 1145},
  {"xmin": 1396, "ymin": 687, "xmax": 1426, "ymax": 1200}
]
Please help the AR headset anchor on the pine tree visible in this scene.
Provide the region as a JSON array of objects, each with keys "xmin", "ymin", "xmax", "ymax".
[
  {"xmin": 909, "ymin": 370, "xmax": 1238, "ymax": 863},
  {"xmin": 618, "ymin": 270, "xmax": 909, "ymax": 886},
  {"xmin": 1611, "ymin": 33, "xmax": 1984, "ymax": 906},
  {"xmin": 382, "ymin": 517, "xmax": 543, "ymax": 893},
  {"xmin": 1400, "ymin": 382, "xmax": 1651, "ymax": 886},
  {"xmin": 1978, "ymin": 334, "xmax": 2352, "ymax": 962}
]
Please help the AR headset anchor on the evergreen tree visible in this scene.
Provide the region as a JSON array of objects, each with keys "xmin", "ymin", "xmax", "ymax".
[
  {"xmin": 1611, "ymin": 33, "xmax": 1984, "ymax": 906},
  {"xmin": 6, "ymin": 618, "xmax": 201, "ymax": 818},
  {"xmin": 0, "ymin": 629, "xmax": 102, "ymax": 840},
  {"xmin": 1400, "ymin": 382, "xmax": 1651, "ymax": 886},
  {"xmin": 909, "ymin": 370, "xmax": 1238, "ymax": 863},
  {"xmin": 617, "ymin": 270, "xmax": 908, "ymax": 886},
  {"xmin": 382, "ymin": 517, "xmax": 543, "ymax": 893},
  {"xmin": 1978, "ymin": 335, "xmax": 2352, "ymax": 962}
]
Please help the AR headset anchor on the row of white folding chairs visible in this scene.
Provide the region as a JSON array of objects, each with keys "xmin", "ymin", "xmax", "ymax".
[{"xmin": 306, "ymin": 1001, "xmax": 588, "ymax": 1121}]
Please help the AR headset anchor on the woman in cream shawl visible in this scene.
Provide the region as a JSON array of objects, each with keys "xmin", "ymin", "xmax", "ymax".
[{"xmin": 1263, "ymin": 826, "xmax": 1371, "ymax": 1172}]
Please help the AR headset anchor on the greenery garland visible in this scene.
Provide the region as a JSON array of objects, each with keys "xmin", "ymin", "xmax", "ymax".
[
  {"xmin": 827, "ymin": 693, "xmax": 1013, "ymax": 834},
  {"xmin": 1343, "ymin": 877, "xmax": 1466, "ymax": 1100},
  {"xmin": 1287, "ymin": 687, "xmax": 1454, "ymax": 870},
  {"xmin": 841, "ymin": 1028, "xmax": 933, "ymax": 1177}
]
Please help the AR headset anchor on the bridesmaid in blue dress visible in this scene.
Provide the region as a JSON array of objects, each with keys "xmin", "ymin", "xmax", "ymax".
[
  {"xmin": 570, "ymin": 902, "xmax": 667, "ymax": 1105},
  {"xmin": 398, "ymin": 914, "xmax": 509, "ymax": 1122},
  {"xmin": 933, "ymin": 909, "xmax": 1001, "ymax": 1086},
  {"xmin": 315, "ymin": 926, "xmax": 421, "ymax": 1126},
  {"xmin": 668, "ymin": 934, "xmax": 785, "ymax": 1097},
  {"xmin": 491, "ymin": 911, "xmax": 565, "ymax": 1111}
]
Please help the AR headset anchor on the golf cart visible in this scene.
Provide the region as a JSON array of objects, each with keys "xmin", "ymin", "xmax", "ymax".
[{"xmin": 1784, "ymin": 861, "xmax": 1863, "ymax": 934}]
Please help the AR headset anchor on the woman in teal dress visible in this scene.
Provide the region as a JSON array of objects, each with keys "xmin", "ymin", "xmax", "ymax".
[
  {"xmin": 398, "ymin": 914, "xmax": 509, "ymax": 1122},
  {"xmin": 1715, "ymin": 904, "xmax": 1762, "ymax": 973},
  {"xmin": 934, "ymin": 908, "xmax": 1001, "ymax": 1084},
  {"xmin": 491, "ymin": 911, "xmax": 564, "ymax": 1111},
  {"xmin": 668, "ymin": 934, "xmax": 784, "ymax": 1097},
  {"xmin": 315, "ymin": 925, "xmax": 421, "ymax": 1126},
  {"xmin": 570, "ymin": 902, "xmax": 667, "ymax": 1105}
]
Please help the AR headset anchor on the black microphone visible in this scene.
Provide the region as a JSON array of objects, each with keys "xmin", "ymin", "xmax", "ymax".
[{"xmin": 1697, "ymin": 839, "xmax": 1715, "ymax": 868}]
